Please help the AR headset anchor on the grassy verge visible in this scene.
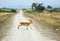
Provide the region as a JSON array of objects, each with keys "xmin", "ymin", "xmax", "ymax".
[
  {"xmin": 24, "ymin": 10, "xmax": 60, "ymax": 30},
  {"xmin": 0, "ymin": 12, "xmax": 16, "ymax": 24},
  {"xmin": 0, "ymin": 8, "xmax": 17, "ymax": 24}
]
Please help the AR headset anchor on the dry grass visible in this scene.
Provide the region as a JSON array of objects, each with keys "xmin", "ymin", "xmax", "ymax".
[
  {"xmin": 25, "ymin": 11, "xmax": 60, "ymax": 30},
  {"xmin": 0, "ymin": 12, "xmax": 14, "ymax": 16},
  {"xmin": 0, "ymin": 12, "xmax": 15, "ymax": 24}
]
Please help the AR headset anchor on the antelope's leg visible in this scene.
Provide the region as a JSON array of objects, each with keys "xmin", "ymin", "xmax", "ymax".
[
  {"xmin": 18, "ymin": 26, "xmax": 19, "ymax": 29},
  {"xmin": 18, "ymin": 25, "xmax": 20, "ymax": 29},
  {"xmin": 26, "ymin": 27, "xmax": 28, "ymax": 30},
  {"xmin": 26, "ymin": 26, "xmax": 28, "ymax": 30},
  {"xmin": 29, "ymin": 25, "xmax": 32, "ymax": 29}
]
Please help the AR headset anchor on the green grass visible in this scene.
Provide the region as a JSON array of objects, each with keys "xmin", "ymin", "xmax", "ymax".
[
  {"xmin": 25, "ymin": 10, "xmax": 40, "ymax": 14},
  {"xmin": 47, "ymin": 8, "xmax": 60, "ymax": 12}
]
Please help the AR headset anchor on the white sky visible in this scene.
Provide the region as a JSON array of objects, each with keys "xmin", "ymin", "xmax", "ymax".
[{"xmin": 0, "ymin": 0, "xmax": 60, "ymax": 8}]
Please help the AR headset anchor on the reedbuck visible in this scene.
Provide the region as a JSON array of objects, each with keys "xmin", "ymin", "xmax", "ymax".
[{"xmin": 18, "ymin": 20, "xmax": 32, "ymax": 29}]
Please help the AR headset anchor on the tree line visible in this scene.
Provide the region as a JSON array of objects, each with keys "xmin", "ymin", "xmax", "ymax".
[
  {"xmin": 32, "ymin": 3, "xmax": 52, "ymax": 11},
  {"xmin": 0, "ymin": 8, "xmax": 17, "ymax": 13}
]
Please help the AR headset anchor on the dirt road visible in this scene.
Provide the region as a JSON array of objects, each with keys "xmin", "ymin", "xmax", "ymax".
[{"xmin": 0, "ymin": 10, "xmax": 60, "ymax": 41}]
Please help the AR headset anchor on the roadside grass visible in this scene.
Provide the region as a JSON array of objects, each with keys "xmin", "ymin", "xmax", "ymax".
[
  {"xmin": 24, "ymin": 10, "xmax": 60, "ymax": 30},
  {"xmin": 0, "ymin": 8, "xmax": 17, "ymax": 24},
  {"xmin": 0, "ymin": 12, "xmax": 16, "ymax": 24},
  {"xmin": 46, "ymin": 8, "xmax": 60, "ymax": 13}
]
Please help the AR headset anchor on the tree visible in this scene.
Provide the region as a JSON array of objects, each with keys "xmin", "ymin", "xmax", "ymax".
[
  {"xmin": 11, "ymin": 9, "xmax": 16, "ymax": 12},
  {"xmin": 36, "ymin": 4, "xmax": 45, "ymax": 11},
  {"xmin": 32, "ymin": 3, "xmax": 45, "ymax": 11},
  {"xmin": 47, "ymin": 5, "xmax": 52, "ymax": 8},
  {"xmin": 32, "ymin": 3, "xmax": 37, "ymax": 9}
]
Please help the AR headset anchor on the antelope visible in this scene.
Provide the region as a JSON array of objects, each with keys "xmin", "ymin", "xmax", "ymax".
[{"xmin": 18, "ymin": 20, "xmax": 32, "ymax": 29}]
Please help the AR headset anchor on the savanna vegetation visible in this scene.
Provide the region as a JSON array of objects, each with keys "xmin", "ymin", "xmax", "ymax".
[
  {"xmin": 0, "ymin": 8, "xmax": 17, "ymax": 24},
  {"xmin": 25, "ymin": 3, "xmax": 60, "ymax": 30}
]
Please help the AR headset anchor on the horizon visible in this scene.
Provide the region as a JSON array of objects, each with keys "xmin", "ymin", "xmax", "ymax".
[{"xmin": 0, "ymin": 0, "xmax": 60, "ymax": 9}]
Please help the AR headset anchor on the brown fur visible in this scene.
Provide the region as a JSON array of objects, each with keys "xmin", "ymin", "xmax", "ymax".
[{"xmin": 18, "ymin": 20, "xmax": 32, "ymax": 29}]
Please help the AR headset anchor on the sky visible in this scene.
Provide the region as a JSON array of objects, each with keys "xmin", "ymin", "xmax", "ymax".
[{"xmin": 0, "ymin": 0, "xmax": 60, "ymax": 8}]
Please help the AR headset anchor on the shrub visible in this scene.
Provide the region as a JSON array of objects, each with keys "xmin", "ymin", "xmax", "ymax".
[
  {"xmin": 10, "ymin": 9, "xmax": 16, "ymax": 12},
  {"xmin": 0, "ymin": 8, "xmax": 17, "ymax": 12},
  {"xmin": 48, "ymin": 8, "xmax": 60, "ymax": 12}
]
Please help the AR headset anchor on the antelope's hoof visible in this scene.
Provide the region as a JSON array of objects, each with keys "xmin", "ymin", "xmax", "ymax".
[
  {"xmin": 31, "ymin": 28, "xmax": 32, "ymax": 29},
  {"xmin": 18, "ymin": 27, "xmax": 19, "ymax": 29},
  {"xmin": 26, "ymin": 28, "xmax": 28, "ymax": 30}
]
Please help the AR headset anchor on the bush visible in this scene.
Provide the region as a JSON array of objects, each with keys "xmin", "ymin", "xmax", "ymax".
[
  {"xmin": 10, "ymin": 9, "xmax": 16, "ymax": 12},
  {"xmin": 47, "ymin": 5, "xmax": 52, "ymax": 8},
  {"xmin": 48, "ymin": 8, "xmax": 60, "ymax": 12},
  {"xmin": 0, "ymin": 8, "xmax": 17, "ymax": 13}
]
